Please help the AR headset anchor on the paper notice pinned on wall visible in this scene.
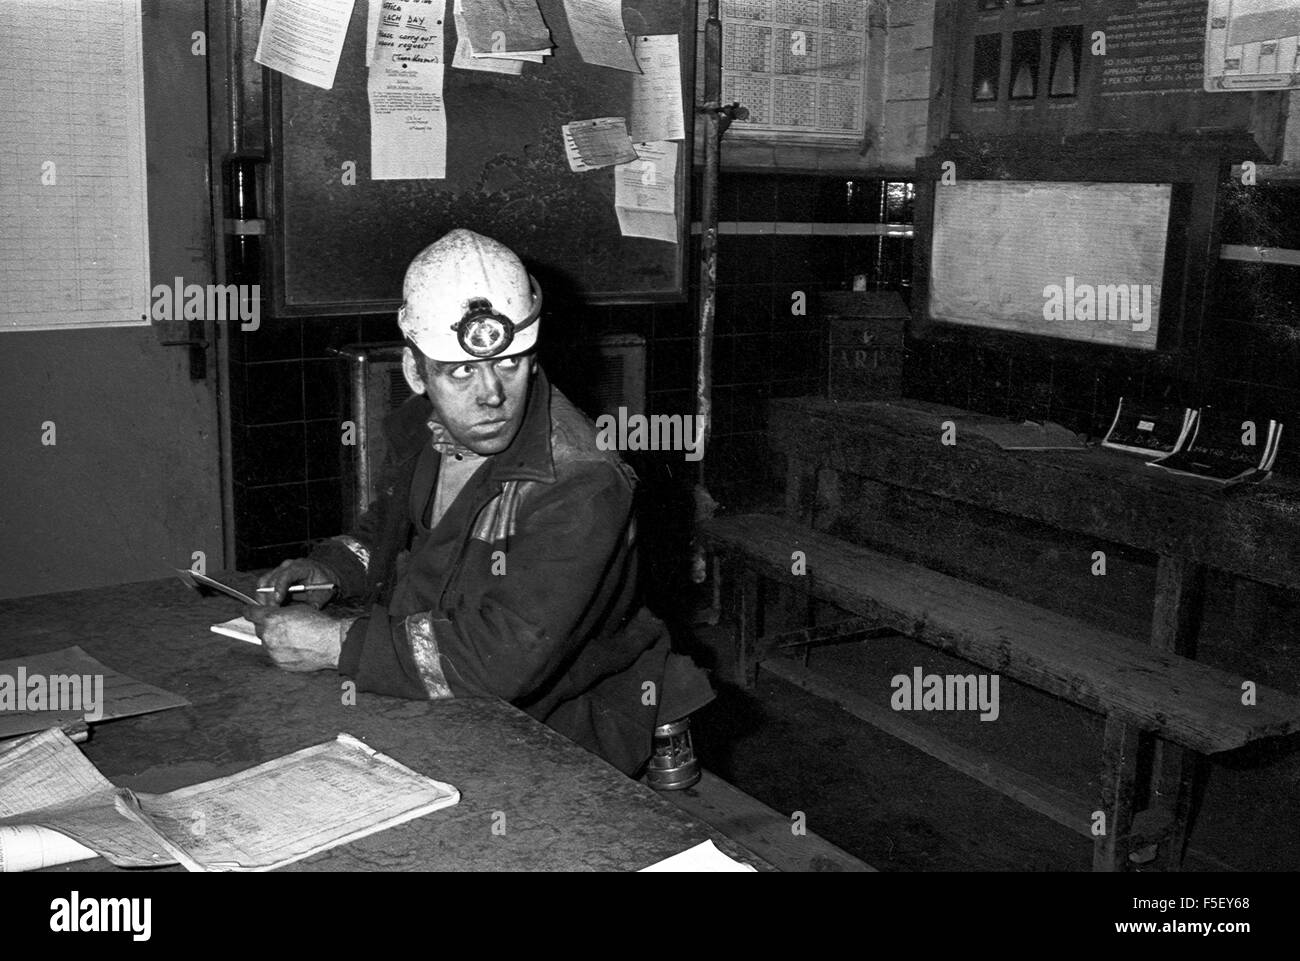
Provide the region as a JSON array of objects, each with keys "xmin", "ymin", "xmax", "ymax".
[
  {"xmin": 452, "ymin": 0, "xmax": 524, "ymax": 73},
  {"xmin": 254, "ymin": 0, "xmax": 356, "ymax": 90},
  {"xmin": 613, "ymin": 141, "xmax": 678, "ymax": 243},
  {"xmin": 367, "ymin": 0, "xmax": 448, "ymax": 180},
  {"xmin": 462, "ymin": 0, "xmax": 553, "ymax": 58},
  {"xmin": 562, "ymin": 0, "xmax": 639, "ymax": 72},
  {"xmin": 628, "ymin": 34, "xmax": 684, "ymax": 142},
  {"xmin": 562, "ymin": 117, "xmax": 638, "ymax": 171}
]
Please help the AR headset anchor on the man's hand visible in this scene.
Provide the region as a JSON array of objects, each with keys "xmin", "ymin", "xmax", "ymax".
[
  {"xmin": 256, "ymin": 558, "xmax": 338, "ymax": 607},
  {"xmin": 245, "ymin": 605, "xmax": 348, "ymax": 672}
]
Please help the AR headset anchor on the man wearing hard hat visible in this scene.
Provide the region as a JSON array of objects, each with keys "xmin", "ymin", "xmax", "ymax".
[{"xmin": 247, "ymin": 229, "xmax": 711, "ymax": 776}]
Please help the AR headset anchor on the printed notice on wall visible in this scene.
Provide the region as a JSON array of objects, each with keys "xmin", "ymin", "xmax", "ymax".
[
  {"xmin": 255, "ymin": 0, "xmax": 356, "ymax": 90},
  {"xmin": 705, "ymin": 0, "xmax": 868, "ymax": 141},
  {"xmin": 368, "ymin": 0, "xmax": 447, "ymax": 180},
  {"xmin": 1205, "ymin": 0, "xmax": 1300, "ymax": 91},
  {"xmin": 0, "ymin": 0, "xmax": 151, "ymax": 331},
  {"xmin": 1098, "ymin": 0, "xmax": 1208, "ymax": 97},
  {"xmin": 614, "ymin": 141, "xmax": 678, "ymax": 243}
]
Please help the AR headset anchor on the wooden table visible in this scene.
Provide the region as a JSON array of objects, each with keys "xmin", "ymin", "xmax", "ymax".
[
  {"xmin": 770, "ymin": 396, "xmax": 1300, "ymax": 657},
  {"xmin": 0, "ymin": 579, "xmax": 771, "ymax": 872}
]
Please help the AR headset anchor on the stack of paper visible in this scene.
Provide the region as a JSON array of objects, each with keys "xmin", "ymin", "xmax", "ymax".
[
  {"xmin": 461, "ymin": 0, "xmax": 554, "ymax": 62},
  {"xmin": 0, "ymin": 730, "xmax": 460, "ymax": 872}
]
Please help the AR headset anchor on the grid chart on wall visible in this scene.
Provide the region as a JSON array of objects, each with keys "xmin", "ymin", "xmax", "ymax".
[
  {"xmin": 699, "ymin": 0, "xmax": 871, "ymax": 142},
  {"xmin": 0, "ymin": 0, "xmax": 150, "ymax": 331}
]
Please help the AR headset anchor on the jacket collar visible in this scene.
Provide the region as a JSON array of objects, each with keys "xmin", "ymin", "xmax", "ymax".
[{"xmin": 383, "ymin": 363, "xmax": 557, "ymax": 485}]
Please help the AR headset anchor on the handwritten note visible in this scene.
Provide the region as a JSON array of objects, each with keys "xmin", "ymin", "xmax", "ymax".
[{"xmin": 367, "ymin": 0, "xmax": 447, "ymax": 180}]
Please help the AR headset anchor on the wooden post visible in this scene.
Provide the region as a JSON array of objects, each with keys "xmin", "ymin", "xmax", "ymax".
[
  {"xmin": 1094, "ymin": 715, "xmax": 1142, "ymax": 872},
  {"xmin": 719, "ymin": 557, "xmax": 762, "ymax": 688},
  {"xmin": 1148, "ymin": 554, "xmax": 1207, "ymax": 870}
]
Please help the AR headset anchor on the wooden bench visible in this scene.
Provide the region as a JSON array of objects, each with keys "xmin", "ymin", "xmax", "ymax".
[{"xmin": 699, "ymin": 513, "xmax": 1300, "ymax": 872}]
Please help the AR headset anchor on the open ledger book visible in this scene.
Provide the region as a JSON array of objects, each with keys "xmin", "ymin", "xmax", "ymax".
[{"xmin": 0, "ymin": 728, "xmax": 458, "ymax": 872}]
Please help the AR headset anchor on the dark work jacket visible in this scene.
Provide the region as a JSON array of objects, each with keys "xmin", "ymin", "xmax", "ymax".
[{"xmin": 311, "ymin": 368, "xmax": 673, "ymax": 775}]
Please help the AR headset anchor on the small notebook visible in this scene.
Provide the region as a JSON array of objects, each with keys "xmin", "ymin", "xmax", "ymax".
[{"xmin": 210, "ymin": 617, "xmax": 260, "ymax": 645}]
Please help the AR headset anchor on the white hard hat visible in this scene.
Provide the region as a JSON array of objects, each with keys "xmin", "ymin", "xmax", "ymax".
[{"xmin": 398, "ymin": 229, "xmax": 543, "ymax": 363}]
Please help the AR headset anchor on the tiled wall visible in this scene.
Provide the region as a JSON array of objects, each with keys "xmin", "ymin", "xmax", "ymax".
[
  {"xmin": 228, "ymin": 173, "xmax": 916, "ymax": 569},
  {"xmin": 903, "ymin": 179, "xmax": 1300, "ymax": 474}
]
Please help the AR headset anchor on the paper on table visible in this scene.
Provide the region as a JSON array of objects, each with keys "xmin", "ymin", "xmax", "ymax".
[
  {"xmin": 463, "ymin": 0, "xmax": 553, "ymax": 57},
  {"xmin": 123, "ymin": 733, "xmax": 459, "ymax": 871},
  {"xmin": 562, "ymin": 0, "xmax": 638, "ymax": 71},
  {"xmin": 211, "ymin": 616, "xmax": 261, "ymax": 645},
  {"xmin": 368, "ymin": 0, "xmax": 447, "ymax": 180},
  {"xmin": 254, "ymin": 0, "xmax": 356, "ymax": 90},
  {"xmin": 452, "ymin": 0, "xmax": 524, "ymax": 73},
  {"xmin": 0, "ymin": 728, "xmax": 169, "ymax": 870},
  {"xmin": 628, "ymin": 34, "xmax": 684, "ymax": 143},
  {"xmin": 613, "ymin": 141, "xmax": 678, "ymax": 243},
  {"xmin": 0, "ymin": 646, "xmax": 190, "ymax": 740},
  {"xmin": 639, "ymin": 839, "xmax": 757, "ymax": 872},
  {"xmin": 562, "ymin": 117, "xmax": 638, "ymax": 172}
]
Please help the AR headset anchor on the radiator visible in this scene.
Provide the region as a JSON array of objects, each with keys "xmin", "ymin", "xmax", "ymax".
[{"xmin": 336, "ymin": 334, "xmax": 646, "ymax": 528}]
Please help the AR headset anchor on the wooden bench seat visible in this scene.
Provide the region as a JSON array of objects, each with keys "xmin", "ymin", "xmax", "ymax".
[{"xmin": 699, "ymin": 513, "xmax": 1300, "ymax": 870}]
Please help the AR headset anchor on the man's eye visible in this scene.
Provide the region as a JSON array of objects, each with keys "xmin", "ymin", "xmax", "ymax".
[
  {"xmin": 452, "ymin": 364, "xmax": 475, "ymax": 378},
  {"xmin": 496, "ymin": 357, "xmax": 520, "ymax": 371}
]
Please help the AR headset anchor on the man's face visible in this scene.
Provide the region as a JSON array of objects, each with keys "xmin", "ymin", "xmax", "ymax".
[{"xmin": 403, "ymin": 348, "xmax": 535, "ymax": 455}]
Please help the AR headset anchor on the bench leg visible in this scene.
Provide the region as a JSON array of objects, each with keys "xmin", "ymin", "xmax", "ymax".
[
  {"xmin": 719, "ymin": 558, "xmax": 762, "ymax": 689},
  {"xmin": 1094, "ymin": 715, "xmax": 1142, "ymax": 872},
  {"xmin": 1149, "ymin": 744, "xmax": 1200, "ymax": 871}
]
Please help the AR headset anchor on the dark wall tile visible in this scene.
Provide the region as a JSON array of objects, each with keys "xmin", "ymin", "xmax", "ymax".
[
  {"xmin": 306, "ymin": 418, "xmax": 346, "ymax": 482},
  {"xmin": 236, "ymin": 423, "xmax": 306, "ymax": 486},
  {"xmin": 647, "ymin": 389, "xmax": 694, "ymax": 418},
  {"xmin": 775, "ymin": 177, "xmax": 820, "ymax": 222},
  {"xmin": 650, "ymin": 339, "xmax": 694, "ymax": 392},
  {"xmin": 235, "ymin": 482, "xmax": 310, "ymax": 547},
  {"xmin": 717, "ymin": 283, "xmax": 772, "ymax": 335},
  {"xmin": 653, "ymin": 303, "xmax": 694, "ymax": 340},
  {"xmin": 308, "ymin": 479, "xmax": 345, "ymax": 541},
  {"xmin": 729, "ymin": 173, "xmax": 777, "ymax": 221},
  {"xmin": 731, "ymin": 383, "xmax": 773, "ymax": 432},
  {"xmin": 304, "ymin": 359, "xmax": 346, "ymax": 420},
  {"xmin": 230, "ymin": 316, "xmax": 301, "ymax": 363},
  {"xmin": 717, "ymin": 234, "xmax": 773, "ymax": 285},
  {"xmin": 241, "ymin": 361, "xmax": 304, "ymax": 425},
  {"xmin": 770, "ymin": 235, "xmax": 816, "ymax": 283},
  {"xmin": 302, "ymin": 316, "xmax": 362, "ymax": 359},
  {"xmin": 360, "ymin": 313, "xmax": 401, "ymax": 343},
  {"xmin": 236, "ymin": 540, "xmax": 312, "ymax": 573},
  {"xmin": 730, "ymin": 333, "xmax": 770, "ymax": 384}
]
